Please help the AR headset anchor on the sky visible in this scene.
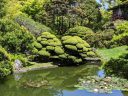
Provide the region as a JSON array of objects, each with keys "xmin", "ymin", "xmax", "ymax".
[
  {"xmin": 96, "ymin": 0, "xmax": 101, "ymax": 4},
  {"xmin": 96, "ymin": 0, "xmax": 109, "ymax": 9}
]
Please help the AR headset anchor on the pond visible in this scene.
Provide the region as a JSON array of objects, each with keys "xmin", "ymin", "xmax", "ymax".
[{"xmin": 0, "ymin": 64, "xmax": 127, "ymax": 96}]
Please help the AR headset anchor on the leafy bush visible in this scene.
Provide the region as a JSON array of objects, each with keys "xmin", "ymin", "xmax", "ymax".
[
  {"xmin": 109, "ymin": 20, "xmax": 128, "ymax": 47},
  {"xmin": 66, "ymin": 26, "xmax": 94, "ymax": 39},
  {"xmin": 0, "ymin": 0, "xmax": 6, "ymax": 18},
  {"xmin": 0, "ymin": 46, "xmax": 12, "ymax": 79},
  {"xmin": 114, "ymin": 20, "xmax": 128, "ymax": 34},
  {"xmin": 0, "ymin": 19, "xmax": 34, "ymax": 53},
  {"xmin": 87, "ymin": 29, "xmax": 115, "ymax": 48},
  {"xmin": 22, "ymin": 0, "xmax": 45, "ymax": 20},
  {"xmin": 104, "ymin": 58, "xmax": 128, "ymax": 79},
  {"xmin": 104, "ymin": 51, "xmax": 128, "ymax": 79},
  {"xmin": 110, "ymin": 32, "xmax": 128, "ymax": 46},
  {"xmin": 14, "ymin": 13, "xmax": 52, "ymax": 36}
]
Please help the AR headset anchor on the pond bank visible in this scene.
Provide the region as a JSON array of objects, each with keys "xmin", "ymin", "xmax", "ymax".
[
  {"xmin": 13, "ymin": 62, "xmax": 58, "ymax": 74},
  {"xmin": 96, "ymin": 46, "xmax": 128, "ymax": 62}
]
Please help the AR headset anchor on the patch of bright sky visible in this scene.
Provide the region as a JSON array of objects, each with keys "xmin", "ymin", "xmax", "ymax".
[{"xmin": 96, "ymin": 0, "xmax": 109, "ymax": 9}]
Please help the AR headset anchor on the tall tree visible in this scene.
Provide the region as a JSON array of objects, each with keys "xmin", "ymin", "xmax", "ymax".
[{"xmin": 43, "ymin": 0, "xmax": 101, "ymax": 34}]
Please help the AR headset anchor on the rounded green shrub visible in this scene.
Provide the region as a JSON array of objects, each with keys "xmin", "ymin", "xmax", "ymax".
[
  {"xmin": 87, "ymin": 51, "xmax": 96, "ymax": 57},
  {"xmin": 33, "ymin": 42, "xmax": 42, "ymax": 49},
  {"xmin": 62, "ymin": 36, "xmax": 97, "ymax": 63},
  {"xmin": 74, "ymin": 58, "xmax": 82, "ymax": 63},
  {"xmin": 63, "ymin": 37, "xmax": 78, "ymax": 45},
  {"xmin": 76, "ymin": 44, "xmax": 84, "ymax": 49},
  {"xmin": 65, "ymin": 45, "xmax": 77, "ymax": 51},
  {"xmin": 41, "ymin": 41, "xmax": 48, "ymax": 45},
  {"xmin": 66, "ymin": 26, "xmax": 94, "ymax": 39},
  {"xmin": 37, "ymin": 37, "xmax": 42, "ymax": 42},
  {"xmin": 61, "ymin": 36, "xmax": 72, "ymax": 41},
  {"xmin": 59, "ymin": 54, "xmax": 68, "ymax": 59},
  {"xmin": 68, "ymin": 55, "xmax": 77, "ymax": 61},
  {"xmin": 55, "ymin": 46, "xmax": 64, "ymax": 55},
  {"xmin": 46, "ymin": 46, "xmax": 55, "ymax": 51},
  {"xmin": 83, "ymin": 47, "xmax": 89, "ymax": 52},
  {"xmin": 32, "ymin": 48, "xmax": 38, "ymax": 54},
  {"xmin": 32, "ymin": 32, "xmax": 65, "ymax": 61},
  {"xmin": 38, "ymin": 50, "xmax": 50, "ymax": 57}
]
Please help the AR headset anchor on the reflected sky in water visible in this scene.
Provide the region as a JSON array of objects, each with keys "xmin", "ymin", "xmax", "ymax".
[{"xmin": 60, "ymin": 90, "xmax": 124, "ymax": 96}]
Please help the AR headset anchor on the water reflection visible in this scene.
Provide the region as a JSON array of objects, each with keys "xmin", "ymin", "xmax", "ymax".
[
  {"xmin": 97, "ymin": 70, "xmax": 105, "ymax": 78},
  {"xmin": 13, "ymin": 73, "xmax": 22, "ymax": 81},
  {"xmin": 0, "ymin": 65, "xmax": 127, "ymax": 96},
  {"xmin": 58, "ymin": 90, "xmax": 124, "ymax": 96}
]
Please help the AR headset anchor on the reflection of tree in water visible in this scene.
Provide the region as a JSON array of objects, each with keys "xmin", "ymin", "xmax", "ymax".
[
  {"xmin": 123, "ymin": 91, "xmax": 128, "ymax": 96},
  {"xmin": 0, "ymin": 65, "xmax": 99, "ymax": 96}
]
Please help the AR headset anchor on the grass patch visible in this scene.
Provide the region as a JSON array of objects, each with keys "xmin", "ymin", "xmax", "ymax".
[{"xmin": 96, "ymin": 46, "xmax": 128, "ymax": 62}]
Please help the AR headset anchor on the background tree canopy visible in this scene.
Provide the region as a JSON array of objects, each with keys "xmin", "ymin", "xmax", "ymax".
[
  {"xmin": 0, "ymin": 0, "xmax": 6, "ymax": 18},
  {"xmin": 23, "ymin": 0, "xmax": 102, "ymax": 34}
]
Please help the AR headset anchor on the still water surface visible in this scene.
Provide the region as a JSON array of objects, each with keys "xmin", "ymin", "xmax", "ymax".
[{"xmin": 0, "ymin": 65, "xmax": 127, "ymax": 96}]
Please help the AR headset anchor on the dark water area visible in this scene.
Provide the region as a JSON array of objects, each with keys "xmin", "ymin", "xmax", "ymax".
[{"xmin": 0, "ymin": 65, "xmax": 127, "ymax": 96}]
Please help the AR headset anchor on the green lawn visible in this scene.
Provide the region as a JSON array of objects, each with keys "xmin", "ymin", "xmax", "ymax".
[{"xmin": 96, "ymin": 46, "xmax": 128, "ymax": 62}]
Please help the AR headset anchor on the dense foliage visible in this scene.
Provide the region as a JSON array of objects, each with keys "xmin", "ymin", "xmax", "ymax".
[
  {"xmin": 0, "ymin": 19, "xmax": 34, "ymax": 53},
  {"xmin": 104, "ymin": 52, "xmax": 128, "ymax": 79},
  {"xmin": 0, "ymin": 46, "xmax": 12, "ymax": 78},
  {"xmin": 22, "ymin": 0, "xmax": 102, "ymax": 34},
  {"xmin": 109, "ymin": 20, "xmax": 128, "ymax": 47},
  {"xmin": 0, "ymin": 0, "xmax": 6, "ymax": 18}
]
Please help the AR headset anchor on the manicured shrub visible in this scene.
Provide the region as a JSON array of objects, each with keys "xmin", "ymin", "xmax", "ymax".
[
  {"xmin": 66, "ymin": 26, "xmax": 94, "ymax": 39},
  {"xmin": 32, "ymin": 48, "xmax": 38, "ymax": 54},
  {"xmin": 33, "ymin": 41, "xmax": 42, "ymax": 49},
  {"xmin": 46, "ymin": 46, "xmax": 55, "ymax": 51},
  {"xmin": 32, "ymin": 32, "xmax": 64, "ymax": 61},
  {"xmin": 59, "ymin": 54, "xmax": 68, "ymax": 59},
  {"xmin": 62, "ymin": 36, "xmax": 97, "ymax": 64},
  {"xmin": 38, "ymin": 50, "xmax": 50, "ymax": 57},
  {"xmin": 32, "ymin": 33, "xmax": 97, "ymax": 65},
  {"xmin": 54, "ymin": 46, "xmax": 64, "ymax": 55},
  {"xmin": 87, "ymin": 51, "xmax": 96, "ymax": 57}
]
